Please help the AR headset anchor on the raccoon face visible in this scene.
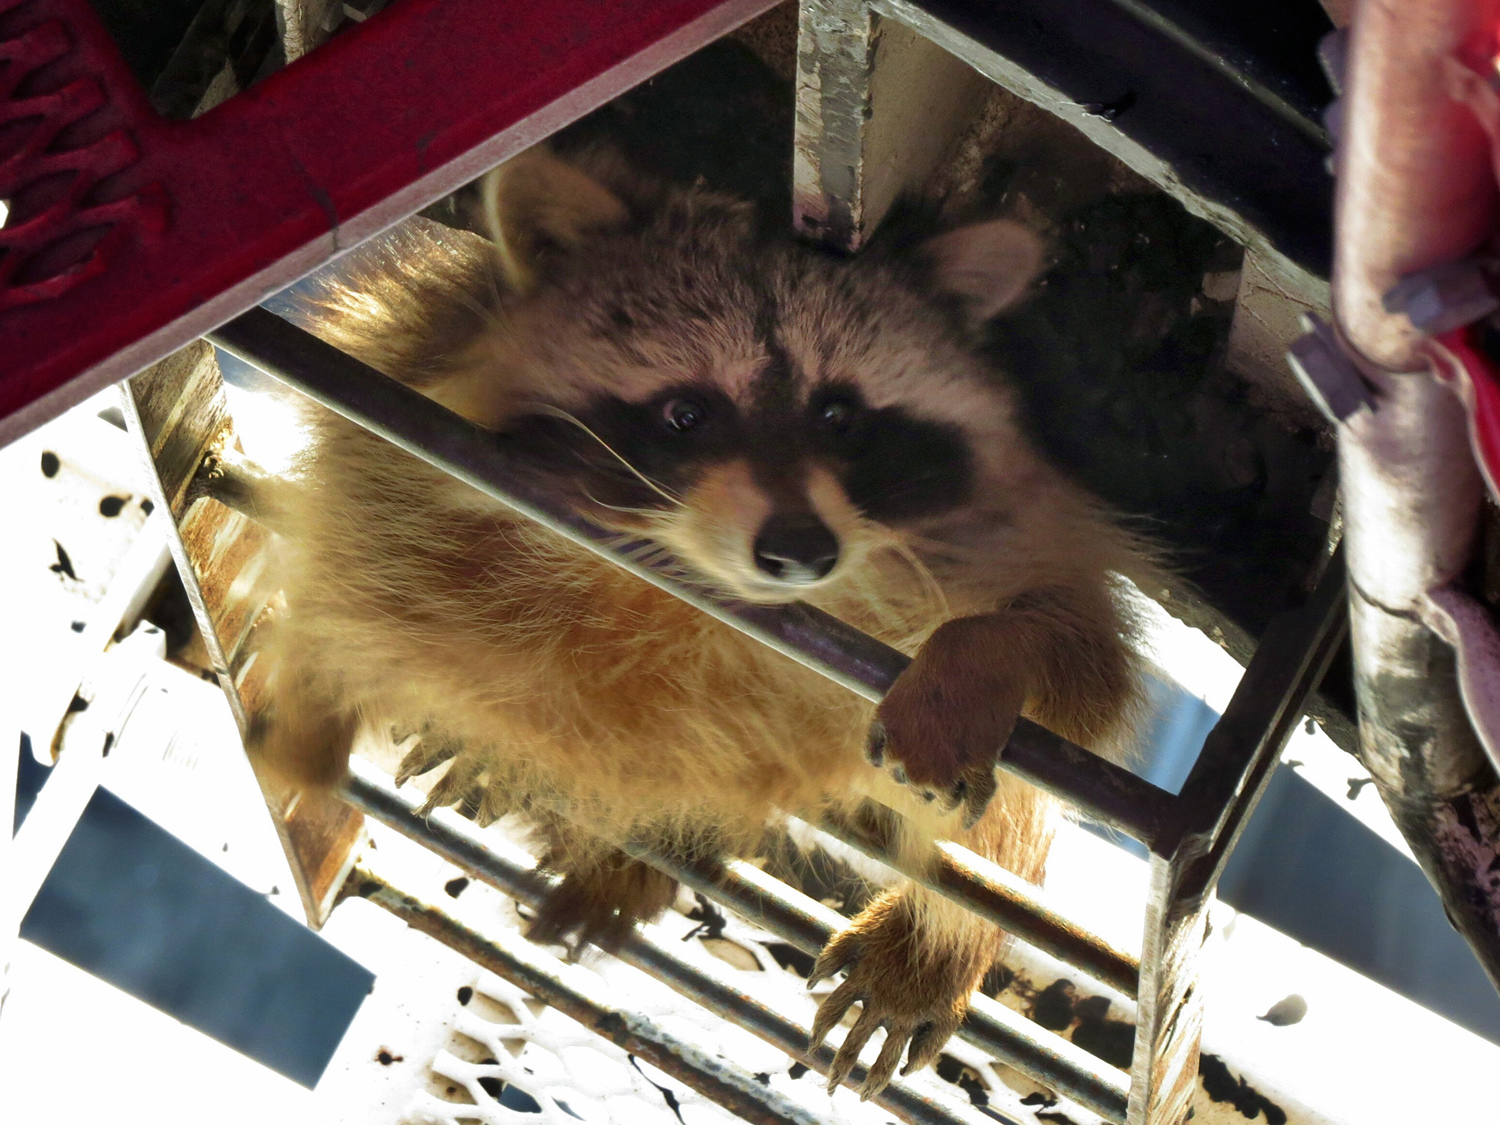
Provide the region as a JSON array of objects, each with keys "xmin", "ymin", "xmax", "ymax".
[{"xmin": 466, "ymin": 151, "xmax": 1045, "ymax": 602}]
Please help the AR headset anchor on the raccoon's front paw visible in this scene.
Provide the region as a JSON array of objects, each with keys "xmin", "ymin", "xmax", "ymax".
[
  {"xmin": 807, "ymin": 893, "xmax": 976, "ymax": 1099},
  {"xmin": 866, "ymin": 614, "xmax": 1025, "ymax": 827}
]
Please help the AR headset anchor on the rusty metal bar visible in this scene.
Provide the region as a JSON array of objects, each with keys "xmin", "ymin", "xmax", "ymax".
[
  {"xmin": 619, "ymin": 835, "xmax": 1132, "ymax": 1121},
  {"xmin": 341, "ymin": 762, "xmax": 991, "ymax": 1125},
  {"xmin": 208, "ymin": 307, "xmax": 1174, "ymax": 847},
  {"xmin": 819, "ymin": 808, "xmax": 1140, "ymax": 997},
  {"xmin": 346, "ymin": 861, "xmax": 830, "ymax": 1125},
  {"xmin": 121, "ymin": 344, "xmax": 365, "ymax": 928}
]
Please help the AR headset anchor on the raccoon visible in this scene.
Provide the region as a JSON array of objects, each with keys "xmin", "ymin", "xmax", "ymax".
[{"xmin": 257, "ymin": 146, "xmax": 1152, "ymax": 1098}]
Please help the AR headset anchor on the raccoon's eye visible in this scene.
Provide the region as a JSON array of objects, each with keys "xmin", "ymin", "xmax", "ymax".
[
  {"xmin": 817, "ymin": 396, "xmax": 859, "ymax": 435},
  {"xmin": 662, "ymin": 397, "xmax": 708, "ymax": 433}
]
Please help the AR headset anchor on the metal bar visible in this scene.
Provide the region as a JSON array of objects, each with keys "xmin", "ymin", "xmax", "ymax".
[
  {"xmin": 209, "ymin": 307, "xmax": 1175, "ymax": 846},
  {"xmin": 619, "ymin": 834, "xmax": 1131, "ymax": 1121},
  {"xmin": 347, "ymin": 862, "xmax": 829, "ymax": 1125},
  {"xmin": 1328, "ymin": 0, "xmax": 1500, "ymax": 989},
  {"xmin": 792, "ymin": 0, "xmax": 990, "ymax": 251},
  {"xmin": 1125, "ymin": 555, "xmax": 1345, "ymax": 1125},
  {"xmin": 1168, "ymin": 551, "xmax": 1349, "ymax": 899},
  {"xmin": 341, "ymin": 763, "xmax": 994, "ymax": 1125},
  {"xmin": 1127, "ymin": 853, "xmax": 1204, "ymax": 1125},
  {"xmin": 819, "ymin": 808, "xmax": 1141, "ymax": 997},
  {"xmin": 343, "ymin": 763, "xmax": 1127, "ymax": 1121}
]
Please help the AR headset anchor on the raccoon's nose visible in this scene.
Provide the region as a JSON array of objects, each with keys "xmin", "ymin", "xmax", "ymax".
[{"xmin": 753, "ymin": 515, "xmax": 840, "ymax": 584}]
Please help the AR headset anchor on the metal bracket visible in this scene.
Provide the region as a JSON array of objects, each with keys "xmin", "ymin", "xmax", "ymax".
[
  {"xmin": 1287, "ymin": 314, "xmax": 1378, "ymax": 423},
  {"xmin": 1384, "ymin": 259, "xmax": 1500, "ymax": 337}
]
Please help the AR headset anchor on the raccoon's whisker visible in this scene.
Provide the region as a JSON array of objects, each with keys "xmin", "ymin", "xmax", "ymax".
[
  {"xmin": 863, "ymin": 520, "xmax": 951, "ymax": 621},
  {"xmin": 530, "ymin": 404, "xmax": 684, "ymax": 509},
  {"xmin": 580, "ymin": 490, "xmax": 667, "ymax": 518},
  {"xmin": 444, "ymin": 281, "xmax": 509, "ymax": 337}
]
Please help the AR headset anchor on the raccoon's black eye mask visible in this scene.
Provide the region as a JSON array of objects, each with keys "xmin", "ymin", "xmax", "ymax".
[
  {"xmin": 499, "ymin": 382, "xmax": 974, "ymax": 523},
  {"xmin": 804, "ymin": 383, "xmax": 975, "ymax": 523},
  {"xmin": 497, "ymin": 385, "xmax": 740, "ymax": 510}
]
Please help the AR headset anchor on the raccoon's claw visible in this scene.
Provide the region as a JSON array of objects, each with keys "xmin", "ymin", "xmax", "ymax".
[
  {"xmin": 870, "ymin": 614, "xmax": 1026, "ymax": 823},
  {"xmin": 394, "ymin": 731, "xmax": 457, "ymax": 788},
  {"xmin": 942, "ymin": 763, "xmax": 1000, "ymax": 829},
  {"xmin": 806, "ymin": 896, "xmax": 971, "ymax": 1100},
  {"xmin": 806, "ymin": 927, "xmax": 859, "ymax": 991}
]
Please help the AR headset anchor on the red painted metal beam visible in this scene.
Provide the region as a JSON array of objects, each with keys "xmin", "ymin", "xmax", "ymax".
[{"xmin": 0, "ymin": 0, "xmax": 776, "ymax": 445}]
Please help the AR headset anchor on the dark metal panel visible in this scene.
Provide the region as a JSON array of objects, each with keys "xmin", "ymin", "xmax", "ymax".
[{"xmin": 867, "ymin": 0, "xmax": 1333, "ymax": 278}]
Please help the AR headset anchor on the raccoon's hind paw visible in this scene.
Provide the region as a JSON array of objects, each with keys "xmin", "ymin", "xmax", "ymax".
[
  {"xmin": 528, "ymin": 853, "xmax": 677, "ymax": 955},
  {"xmin": 870, "ymin": 614, "xmax": 1024, "ymax": 827},
  {"xmin": 393, "ymin": 728, "xmax": 458, "ymax": 788},
  {"xmin": 807, "ymin": 893, "xmax": 974, "ymax": 1100}
]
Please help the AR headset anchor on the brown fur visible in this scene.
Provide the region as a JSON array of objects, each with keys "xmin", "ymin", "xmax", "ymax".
[{"xmin": 255, "ymin": 146, "xmax": 1155, "ymax": 1097}]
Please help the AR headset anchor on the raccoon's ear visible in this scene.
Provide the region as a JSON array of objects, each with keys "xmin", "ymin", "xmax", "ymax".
[
  {"xmin": 922, "ymin": 219, "xmax": 1046, "ymax": 325},
  {"xmin": 480, "ymin": 149, "xmax": 630, "ymax": 292}
]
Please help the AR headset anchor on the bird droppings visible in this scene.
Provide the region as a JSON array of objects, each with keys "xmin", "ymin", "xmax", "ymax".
[
  {"xmin": 762, "ymin": 941, "xmax": 815, "ymax": 977},
  {"xmin": 444, "ymin": 876, "xmax": 470, "ymax": 898},
  {"xmin": 1029, "ymin": 979, "xmax": 1078, "ymax": 1031},
  {"xmin": 99, "ymin": 495, "xmax": 128, "ymax": 517},
  {"xmin": 980, "ymin": 963, "xmax": 1015, "ymax": 997},
  {"xmin": 1199, "ymin": 1052, "xmax": 1288, "ymax": 1125},
  {"xmin": 70, "ymin": 621, "xmax": 85, "ymax": 632},
  {"xmin": 935, "ymin": 1054, "xmax": 992, "ymax": 1108},
  {"xmin": 140, "ymin": 497, "xmax": 155, "ymax": 514},
  {"xmin": 1070, "ymin": 995, "xmax": 1135, "ymax": 1068},
  {"xmin": 787, "ymin": 1062, "xmax": 809, "ymax": 1079},
  {"xmin": 682, "ymin": 893, "xmax": 728, "ymax": 941},
  {"xmin": 49, "ymin": 540, "xmax": 77, "ymax": 580},
  {"xmin": 376, "ymin": 1048, "xmax": 404, "ymax": 1066},
  {"xmin": 754, "ymin": 1072, "xmax": 770, "ymax": 1085},
  {"xmin": 629, "ymin": 1056, "xmax": 685, "ymax": 1124},
  {"xmin": 40, "ymin": 451, "xmax": 59, "ymax": 477},
  {"xmin": 457, "ymin": 986, "xmax": 474, "ymax": 1005},
  {"xmin": 1257, "ymin": 994, "xmax": 1308, "ymax": 1026}
]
